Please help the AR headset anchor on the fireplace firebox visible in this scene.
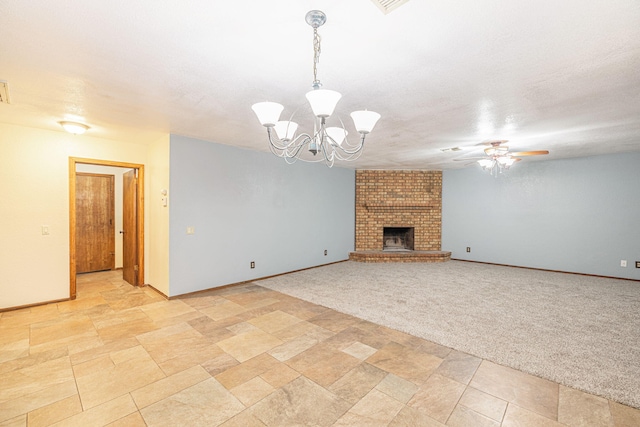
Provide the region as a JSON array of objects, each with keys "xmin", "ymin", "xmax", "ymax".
[{"xmin": 383, "ymin": 227, "xmax": 414, "ymax": 251}]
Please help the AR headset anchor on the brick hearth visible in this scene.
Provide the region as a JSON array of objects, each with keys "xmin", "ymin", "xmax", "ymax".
[{"xmin": 349, "ymin": 250, "xmax": 451, "ymax": 263}]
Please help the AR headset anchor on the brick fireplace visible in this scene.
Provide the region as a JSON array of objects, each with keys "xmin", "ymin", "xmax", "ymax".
[{"xmin": 349, "ymin": 170, "xmax": 450, "ymax": 262}]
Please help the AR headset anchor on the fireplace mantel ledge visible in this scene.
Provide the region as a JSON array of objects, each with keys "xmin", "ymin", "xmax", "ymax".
[{"xmin": 363, "ymin": 203, "xmax": 435, "ymax": 211}]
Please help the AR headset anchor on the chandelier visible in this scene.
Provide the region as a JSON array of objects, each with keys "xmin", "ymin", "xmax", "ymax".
[
  {"xmin": 477, "ymin": 145, "xmax": 518, "ymax": 177},
  {"xmin": 251, "ymin": 10, "xmax": 381, "ymax": 167}
]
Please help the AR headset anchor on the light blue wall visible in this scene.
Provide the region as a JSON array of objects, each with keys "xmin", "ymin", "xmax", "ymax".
[
  {"xmin": 168, "ymin": 135, "xmax": 355, "ymax": 296},
  {"xmin": 442, "ymin": 152, "xmax": 640, "ymax": 280}
]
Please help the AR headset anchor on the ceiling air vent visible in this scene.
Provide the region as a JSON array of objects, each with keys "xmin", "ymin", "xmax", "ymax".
[
  {"xmin": 0, "ymin": 81, "xmax": 10, "ymax": 104},
  {"xmin": 370, "ymin": 0, "xmax": 410, "ymax": 14}
]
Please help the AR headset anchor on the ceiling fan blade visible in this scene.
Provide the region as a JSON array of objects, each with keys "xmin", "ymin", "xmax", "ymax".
[
  {"xmin": 453, "ymin": 157, "xmax": 486, "ymax": 161},
  {"xmin": 510, "ymin": 150, "xmax": 549, "ymax": 156}
]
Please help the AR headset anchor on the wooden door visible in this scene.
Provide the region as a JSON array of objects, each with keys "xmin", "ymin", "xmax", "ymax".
[
  {"xmin": 75, "ymin": 173, "xmax": 115, "ymax": 273},
  {"xmin": 122, "ymin": 169, "xmax": 138, "ymax": 285}
]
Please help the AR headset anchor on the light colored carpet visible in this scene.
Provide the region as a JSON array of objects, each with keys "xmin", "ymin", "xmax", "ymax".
[{"xmin": 258, "ymin": 260, "xmax": 640, "ymax": 409}]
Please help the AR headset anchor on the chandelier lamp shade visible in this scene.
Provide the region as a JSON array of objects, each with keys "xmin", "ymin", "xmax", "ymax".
[{"xmin": 251, "ymin": 10, "xmax": 381, "ymax": 167}]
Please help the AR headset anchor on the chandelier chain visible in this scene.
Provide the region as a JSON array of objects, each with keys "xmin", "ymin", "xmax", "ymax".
[{"xmin": 312, "ymin": 27, "xmax": 322, "ymax": 86}]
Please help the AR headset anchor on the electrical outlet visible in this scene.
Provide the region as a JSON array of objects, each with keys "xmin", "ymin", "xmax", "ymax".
[
  {"xmin": 250, "ymin": 261, "xmax": 255, "ymax": 269},
  {"xmin": 41, "ymin": 225, "xmax": 50, "ymax": 235},
  {"xmin": 636, "ymin": 261, "xmax": 640, "ymax": 268},
  {"xmin": 621, "ymin": 260, "xmax": 627, "ymax": 267},
  {"xmin": 466, "ymin": 247, "xmax": 471, "ymax": 253},
  {"xmin": 186, "ymin": 226, "xmax": 195, "ymax": 235},
  {"xmin": 324, "ymin": 250, "xmax": 327, "ymax": 256}
]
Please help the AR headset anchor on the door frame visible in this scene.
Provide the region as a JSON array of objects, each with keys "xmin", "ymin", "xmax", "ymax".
[{"xmin": 69, "ymin": 157, "xmax": 145, "ymax": 299}]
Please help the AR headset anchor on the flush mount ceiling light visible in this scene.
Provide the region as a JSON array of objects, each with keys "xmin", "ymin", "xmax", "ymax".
[
  {"xmin": 59, "ymin": 121, "xmax": 90, "ymax": 135},
  {"xmin": 251, "ymin": 10, "xmax": 381, "ymax": 168}
]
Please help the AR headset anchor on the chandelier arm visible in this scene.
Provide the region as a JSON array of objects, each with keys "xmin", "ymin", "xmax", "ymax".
[
  {"xmin": 270, "ymin": 136, "xmax": 329, "ymax": 165},
  {"xmin": 266, "ymin": 127, "xmax": 289, "ymax": 151},
  {"xmin": 317, "ymin": 143, "xmax": 336, "ymax": 168},
  {"xmin": 267, "ymin": 127, "xmax": 314, "ymax": 152},
  {"xmin": 273, "ymin": 141, "xmax": 306, "ymax": 160},
  {"xmin": 333, "ymin": 134, "xmax": 367, "ymax": 156},
  {"xmin": 283, "ymin": 143, "xmax": 307, "ymax": 161},
  {"xmin": 267, "ymin": 137, "xmax": 295, "ymax": 158},
  {"xmin": 337, "ymin": 136, "xmax": 365, "ymax": 149},
  {"xmin": 267, "ymin": 125, "xmax": 338, "ymax": 165},
  {"xmin": 331, "ymin": 146, "xmax": 366, "ymax": 162},
  {"xmin": 326, "ymin": 115, "xmax": 367, "ymax": 155},
  {"xmin": 284, "ymin": 133, "xmax": 315, "ymax": 151},
  {"xmin": 283, "ymin": 154, "xmax": 301, "ymax": 164},
  {"xmin": 325, "ymin": 154, "xmax": 335, "ymax": 167},
  {"xmin": 318, "ymin": 138, "xmax": 333, "ymax": 163},
  {"xmin": 267, "ymin": 133, "xmax": 307, "ymax": 160},
  {"xmin": 267, "ymin": 126, "xmax": 364, "ymax": 166}
]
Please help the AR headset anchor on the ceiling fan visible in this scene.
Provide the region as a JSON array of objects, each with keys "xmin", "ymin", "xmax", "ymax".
[{"xmin": 454, "ymin": 140, "xmax": 549, "ymax": 175}]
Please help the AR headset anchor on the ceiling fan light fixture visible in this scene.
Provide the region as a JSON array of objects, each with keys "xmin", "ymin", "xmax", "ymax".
[
  {"xmin": 457, "ymin": 140, "xmax": 548, "ymax": 176},
  {"xmin": 477, "ymin": 158, "xmax": 494, "ymax": 168},
  {"xmin": 496, "ymin": 156, "xmax": 510, "ymax": 165}
]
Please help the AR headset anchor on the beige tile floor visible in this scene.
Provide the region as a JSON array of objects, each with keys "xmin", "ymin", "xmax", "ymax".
[{"xmin": 1, "ymin": 270, "xmax": 639, "ymax": 426}]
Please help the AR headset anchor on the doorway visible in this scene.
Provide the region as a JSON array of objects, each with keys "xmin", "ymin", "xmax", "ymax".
[{"xmin": 69, "ymin": 157, "xmax": 145, "ymax": 299}]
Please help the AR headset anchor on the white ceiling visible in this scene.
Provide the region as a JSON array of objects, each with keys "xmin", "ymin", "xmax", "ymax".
[{"xmin": 1, "ymin": 0, "xmax": 639, "ymax": 169}]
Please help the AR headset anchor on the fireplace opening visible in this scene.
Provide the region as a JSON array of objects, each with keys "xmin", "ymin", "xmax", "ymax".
[{"xmin": 383, "ymin": 227, "xmax": 414, "ymax": 251}]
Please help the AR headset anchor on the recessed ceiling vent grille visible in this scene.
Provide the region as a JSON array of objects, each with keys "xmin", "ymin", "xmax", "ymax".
[
  {"xmin": 370, "ymin": 0, "xmax": 410, "ymax": 14},
  {"xmin": 0, "ymin": 81, "xmax": 10, "ymax": 104}
]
